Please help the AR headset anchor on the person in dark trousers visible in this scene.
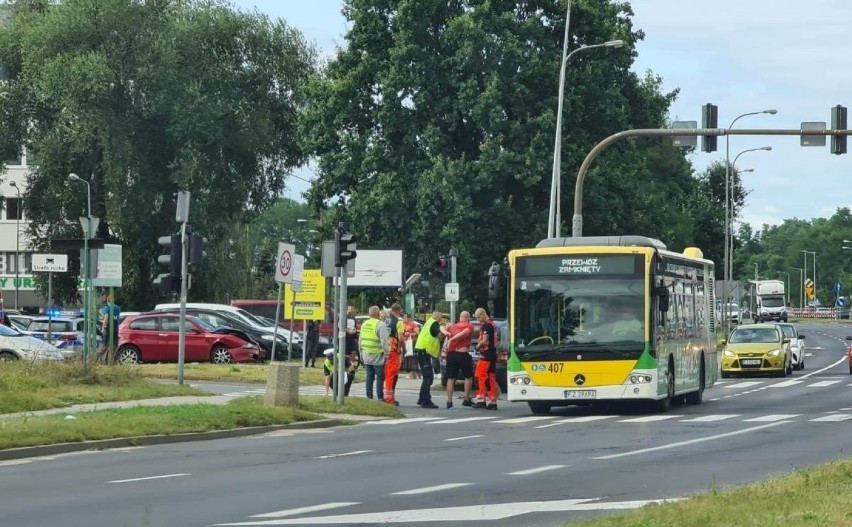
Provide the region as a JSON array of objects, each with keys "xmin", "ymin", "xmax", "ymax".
[
  {"xmin": 345, "ymin": 305, "xmax": 359, "ymax": 356},
  {"xmin": 413, "ymin": 310, "xmax": 444, "ymax": 409},
  {"xmin": 304, "ymin": 320, "xmax": 320, "ymax": 367}
]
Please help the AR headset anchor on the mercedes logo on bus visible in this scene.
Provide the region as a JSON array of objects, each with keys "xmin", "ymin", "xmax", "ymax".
[{"xmin": 574, "ymin": 374, "xmax": 586, "ymax": 386}]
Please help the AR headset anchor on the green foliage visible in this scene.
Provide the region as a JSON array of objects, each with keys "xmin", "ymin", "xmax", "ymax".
[
  {"xmin": 0, "ymin": 0, "xmax": 316, "ymax": 309},
  {"xmin": 301, "ymin": 0, "xmax": 704, "ymax": 306}
]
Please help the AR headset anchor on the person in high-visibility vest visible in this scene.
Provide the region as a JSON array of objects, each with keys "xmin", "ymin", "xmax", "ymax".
[
  {"xmin": 473, "ymin": 308, "xmax": 499, "ymax": 410},
  {"xmin": 360, "ymin": 305, "xmax": 389, "ymax": 400},
  {"xmin": 383, "ymin": 303, "xmax": 405, "ymax": 405},
  {"xmin": 414, "ymin": 310, "xmax": 444, "ymax": 409}
]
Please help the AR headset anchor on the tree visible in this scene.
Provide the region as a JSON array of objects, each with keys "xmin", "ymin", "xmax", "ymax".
[
  {"xmin": 0, "ymin": 0, "xmax": 315, "ymax": 309},
  {"xmin": 300, "ymin": 0, "xmax": 698, "ymax": 305}
]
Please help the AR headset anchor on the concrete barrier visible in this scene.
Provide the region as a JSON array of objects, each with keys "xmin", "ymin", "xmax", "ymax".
[{"xmin": 264, "ymin": 362, "xmax": 300, "ymax": 407}]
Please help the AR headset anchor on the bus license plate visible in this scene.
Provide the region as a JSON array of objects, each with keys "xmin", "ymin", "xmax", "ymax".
[{"xmin": 563, "ymin": 390, "xmax": 596, "ymax": 399}]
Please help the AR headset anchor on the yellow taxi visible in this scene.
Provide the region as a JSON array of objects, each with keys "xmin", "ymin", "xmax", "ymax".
[{"xmin": 721, "ymin": 323, "xmax": 792, "ymax": 378}]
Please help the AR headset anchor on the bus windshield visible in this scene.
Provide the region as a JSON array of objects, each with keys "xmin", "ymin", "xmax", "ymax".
[{"xmin": 513, "ymin": 275, "xmax": 646, "ymax": 356}]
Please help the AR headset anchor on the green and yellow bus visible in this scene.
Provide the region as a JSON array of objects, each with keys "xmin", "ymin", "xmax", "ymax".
[{"xmin": 507, "ymin": 236, "xmax": 717, "ymax": 414}]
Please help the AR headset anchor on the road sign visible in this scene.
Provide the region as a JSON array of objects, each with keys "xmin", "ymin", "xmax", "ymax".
[
  {"xmin": 290, "ymin": 254, "xmax": 305, "ymax": 292},
  {"xmin": 404, "ymin": 293, "xmax": 415, "ymax": 315},
  {"xmin": 92, "ymin": 244, "xmax": 123, "ymax": 287},
  {"xmin": 31, "ymin": 254, "xmax": 68, "ymax": 273},
  {"xmin": 284, "ymin": 269, "xmax": 327, "ymax": 320},
  {"xmin": 805, "ymin": 278, "xmax": 815, "ymax": 300},
  {"xmin": 836, "ymin": 297, "xmax": 846, "ymax": 308},
  {"xmin": 444, "ymin": 282, "xmax": 459, "ymax": 302},
  {"xmin": 274, "ymin": 242, "xmax": 295, "ymax": 284},
  {"xmin": 835, "ymin": 282, "xmax": 843, "ymax": 294}
]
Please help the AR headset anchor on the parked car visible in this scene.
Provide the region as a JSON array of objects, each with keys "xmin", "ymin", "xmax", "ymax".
[
  {"xmin": 775, "ymin": 323, "xmax": 806, "ymax": 370},
  {"xmin": 24, "ymin": 312, "xmax": 102, "ymax": 359},
  {"xmin": 720, "ymin": 323, "xmax": 792, "ymax": 378},
  {"xmin": 8, "ymin": 314, "xmax": 34, "ymax": 332},
  {"xmin": 0, "ymin": 323, "xmax": 64, "ymax": 361},
  {"xmin": 152, "ymin": 305, "xmax": 301, "ymax": 359},
  {"xmin": 116, "ymin": 313, "xmax": 262, "ymax": 364},
  {"xmin": 439, "ymin": 318, "xmax": 508, "ymax": 393}
]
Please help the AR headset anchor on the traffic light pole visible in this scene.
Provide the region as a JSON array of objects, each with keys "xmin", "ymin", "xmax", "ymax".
[
  {"xmin": 336, "ymin": 268, "xmax": 347, "ymax": 405},
  {"xmin": 449, "ymin": 248, "xmax": 458, "ymax": 322},
  {"xmin": 177, "ymin": 220, "xmax": 188, "ymax": 385}
]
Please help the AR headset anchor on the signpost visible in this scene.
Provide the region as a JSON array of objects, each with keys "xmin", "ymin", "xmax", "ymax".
[
  {"xmin": 92, "ymin": 244, "xmax": 123, "ymax": 362},
  {"xmin": 32, "ymin": 254, "xmax": 68, "ymax": 344},
  {"xmin": 270, "ymin": 242, "xmax": 295, "ymax": 362},
  {"xmin": 287, "ymin": 254, "xmax": 305, "ymax": 361},
  {"xmin": 444, "ymin": 282, "xmax": 460, "ymax": 302},
  {"xmin": 284, "ymin": 269, "xmax": 326, "ymax": 320}
]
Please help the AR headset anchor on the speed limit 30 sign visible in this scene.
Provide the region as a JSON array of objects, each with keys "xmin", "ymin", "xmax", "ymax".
[{"xmin": 275, "ymin": 242, "xmax": 296, "ymax": 284}]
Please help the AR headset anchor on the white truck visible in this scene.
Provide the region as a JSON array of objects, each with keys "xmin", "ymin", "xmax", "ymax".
[{"xmin": 753, "ymin": 280, "xmax": 788, "ymax": 323}]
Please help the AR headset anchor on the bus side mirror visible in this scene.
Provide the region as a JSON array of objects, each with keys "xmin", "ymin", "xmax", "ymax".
[{"xmin": 655, "ymin": 286, "xmax": 670, "ymax": 313}]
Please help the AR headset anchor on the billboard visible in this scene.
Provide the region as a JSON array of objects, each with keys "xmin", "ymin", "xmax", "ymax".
[
  {"xmin": 284, "ymin": 269, "xmax": 326, "ymax": 320},
  {"xmin": 348, "ymin": 250, "xmax": 403, "ymax": 287}
]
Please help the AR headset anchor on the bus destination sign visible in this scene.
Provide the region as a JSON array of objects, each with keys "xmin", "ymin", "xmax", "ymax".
[{"xmin": 519, "ymin": 255, "xmax": 639, "ymax": 276}]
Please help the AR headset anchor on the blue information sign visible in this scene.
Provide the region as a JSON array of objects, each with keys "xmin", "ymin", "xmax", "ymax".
[{"xmin": 836, "ymin": 282, "xmax": 843, "ymax": 294}]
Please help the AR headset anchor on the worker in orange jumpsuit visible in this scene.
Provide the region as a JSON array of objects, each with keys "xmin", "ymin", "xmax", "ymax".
[
  {"xmin": 383, "ymin": 303, "xmax": 405, "ymax": 405},
  {"xmin": 473, "ymin": 308, "xmax": 499, "ymax": 410}
]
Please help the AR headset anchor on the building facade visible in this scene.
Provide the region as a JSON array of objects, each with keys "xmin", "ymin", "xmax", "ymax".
[{"xmin": 1, "ymin": 151, "xmax": 41, "ymax": 311}]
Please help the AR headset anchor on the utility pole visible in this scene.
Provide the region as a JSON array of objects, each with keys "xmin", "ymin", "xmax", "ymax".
[
  {"xmin": 176, "ymin": 190, "xmax": 190, "ymax": 385},
  {"xmin": 449, "ymin": 248, "xmax": 458, "ymax": 322}
]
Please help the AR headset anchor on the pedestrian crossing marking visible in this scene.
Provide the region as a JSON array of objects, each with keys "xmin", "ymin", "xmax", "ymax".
[
  {"xmin": 742, "ymin": 414, "xmax": 799, "ymax": 422},
  {"xmin": 809, "ymin": 380, "xmax": 842, "ymax": 387},
  {"xmin": 535, "ymin": 415, "xmax": 618, "ymax": 429},
  {"xmin": 769, "ymin": 380, "xmax": 802, "ymax": 388},
  {"xmin": 364, "ymin": 417, "xmax": 443, "ymax": 425},
  {"xmin": 810, "ymin": 414, "xmax": 852, "ymax": 422},
  {"xmin": 492, "ymin": 416, "xmax": 556, "ymax": 424},
  {"xmin": 724, "ymin": 381, "xmax": 762, "ymax": 389},
  {"xmin": 618, "ymin": 415, "xmax": 681, "ymax": 423},
  {"xmin": 680, "ymin": 414, "xmax": 740, "ymax": 422},
  {"xmin": 428, "ymin": 416, "xmax": 497, "ymax": 424}
]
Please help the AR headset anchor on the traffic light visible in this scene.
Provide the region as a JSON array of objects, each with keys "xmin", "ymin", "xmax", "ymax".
[
  {"xmin": 153, "ymin": 273, "xmax": 178, "ymax": 294},
  {"xmin": 155, "ymin": 234, "xmax": 181, "ymax": 293},
  {"xmin": 830, "ymin": 104, "xmax": 847, "ymax": 155},
  {"xmin": 334, "ymin": 224, "xmax": 357, "ymax": 267},
  {"xmin": 189, "ymin": 233, "xmax": 207, "ymax": 266},
  {"xmin": 701, "ymin": 103, "xmax": 718, "ymax": 153},
  {"xmin": 436, "ymin": 257, "xmax": 448, "ymax": 281}
]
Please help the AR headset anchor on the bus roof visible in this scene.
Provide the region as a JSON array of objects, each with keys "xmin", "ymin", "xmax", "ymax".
[{"xmin": 535, "ymin": 236, "xmax": 667, "ymax": 250}]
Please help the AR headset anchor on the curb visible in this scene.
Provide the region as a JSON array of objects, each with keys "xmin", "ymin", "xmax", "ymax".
[{"xmin": 0, "ymin": 418, "xmax": 349, "ymax": 462}]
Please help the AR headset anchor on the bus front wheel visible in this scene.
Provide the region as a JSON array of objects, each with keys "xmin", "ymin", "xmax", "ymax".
[{"xmin": 528, "ymin": 402, "xmax": 551, "ymax": 415}]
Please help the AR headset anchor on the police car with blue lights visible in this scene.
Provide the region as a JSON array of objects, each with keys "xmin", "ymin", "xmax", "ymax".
[{"xmin": 24, "ymin": 310, "xmax": 102, "ymax": 359}]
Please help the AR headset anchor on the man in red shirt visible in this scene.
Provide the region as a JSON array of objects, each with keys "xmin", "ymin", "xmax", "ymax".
[{"xmin": 443, "ymin": 311, "xmax": 474, "ymax": 409}]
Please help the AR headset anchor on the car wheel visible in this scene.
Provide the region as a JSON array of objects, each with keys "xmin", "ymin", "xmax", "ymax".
[
  {"xmin": 211, "ymin": 344, "xmax": 233, "ymax": 364},
  {"xmin": 116, "ymin": 345, "xmax": 141, "ymax": 364},
  {"xmin": 0, "ymin": 351, "xmax": 19, "ymax": 361},
  {"xmin": 528, "ymin": 402, "xmax": 551, "ymax": 415}
]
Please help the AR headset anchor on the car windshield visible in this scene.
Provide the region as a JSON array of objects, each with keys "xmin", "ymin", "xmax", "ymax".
[
  {"xmin": 29, "ymin": 321, "xmax": 73, "ymax": 332},
  {"xmin": 233, "ymin": 308, "xmax": 266, "ymax": 328},
  {"xmin": 0, "ymin": 324, "xmax": 22, "ymax": 337},
  {"xmin": 191, "ymin": 317, "xmax": 217, "ymax": 331},
  {"xmin": 762, "ymin": 298, "xmax": 785, "ymax": 308},
  {"xmin": 729, "ymin": 327, "xmax": 781, "ymax": 344},
  {"xmin": 778, "ymin": 325, "xmax": 795, "ymax": 338}
]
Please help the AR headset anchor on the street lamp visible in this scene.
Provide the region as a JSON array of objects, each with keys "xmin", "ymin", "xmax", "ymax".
[
  {"xmin": 547, "ymin": 1, "xmax": 624, "ymax": 239},
  {"xmin": 724, "ymin": 146, "xmax": 771, "ymax": 333},
  {"xmin": 68, "ymin": 173, "xmax": 92, "ymax": 364},
  {"xmin": 9, "ymin": 181, "xmax": 20, "ymax": 310},
  {"xmin": 722, "ymin": 109, "xmax": 776, "ymax": 330},
  {"xmin": 790, "ymin": 267, "xmax": 804, "ymax": 308}
]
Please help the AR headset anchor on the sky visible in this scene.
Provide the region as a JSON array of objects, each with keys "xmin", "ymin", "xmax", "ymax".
[{"xmin": 231, "ymin": 0, "xmax": 851, "ymax": 232}]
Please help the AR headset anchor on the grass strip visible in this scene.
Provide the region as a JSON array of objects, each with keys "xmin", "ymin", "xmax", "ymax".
[{"xmin": 135, "ymin": 362, "xmax": 330, "ymax": 386}]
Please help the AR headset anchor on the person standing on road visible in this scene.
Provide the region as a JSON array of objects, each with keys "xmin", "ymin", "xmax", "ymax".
[
  {"xmin": 473, "ymin": 308, "xmax": 499, "ymax": 410},
  {"xmin": 304, "ymin": 320, "xmax": 320, "ymax": 368},
  {"xmin": 345, "ymin": 305, "xmax": 359, "ymax": 356},
  {"xmin": 403, "ymin": 313, "xmax": 420, "ymax": 379},
  {"xmin": 383, "ymin": 303, "xmax": 405, "ymax": 406},
  {"xmin": 360, "ymin": 305, "xmax": 389, "ymax": 400},
  {"xmin": 443, "ymin": 310, "xmax": 474, "ymax": 409},
  {"xmin": 413, "ymin": 310, "xmax": 443, "ymax": 409},
  {"xmin": 100, "ymin": 294, "xmax": 121, "ymax": 362}
]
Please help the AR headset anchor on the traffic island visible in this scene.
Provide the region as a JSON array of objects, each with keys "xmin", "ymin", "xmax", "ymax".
[{"xmin": 264, "ymin": 362, "xmax": 300, "ymax": 407}]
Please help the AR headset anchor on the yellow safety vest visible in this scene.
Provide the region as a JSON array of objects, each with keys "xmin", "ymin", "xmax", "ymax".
[
  {"xmin": 360, "ymin": 318, "xmax": 383, "ymax": 355},
  {"xmin": 415, "ymin": 317, "xmax": 441, "ymax": 358}
]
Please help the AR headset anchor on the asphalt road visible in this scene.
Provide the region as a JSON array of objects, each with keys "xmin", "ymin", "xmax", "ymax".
[{"xmin": 2, "ymin": 323, "xmax": 851, "ymax": 527}]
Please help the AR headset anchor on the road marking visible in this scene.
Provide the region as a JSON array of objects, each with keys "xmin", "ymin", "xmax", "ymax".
[
  {"xmin": 591, "ymin": 421, "xmax": 789, "ymax": 460},
  {"xmin": 315, "ymin": 450, "xmax": 373, "ymax": 460},
  {"xmin": 391, "ymin": 483, "xmax": 472, "ymax": 495},
  {"xmin": 799, "ymin": 355, "xmax": 848, "ymax": 379},
  {"xmin": 364, "ymin": 417, "xmax": 443, "ymax": 425},
  {"xmin": 680, "ymin": 414, "xmax": 740, "ymax": 422},
  {"xmin": 535, "ymin": 415, "xmax": 617, "ymax": 428},
  {"xmin": 445, "ymin": 435, "xmax": 483, "ymax": 442},
  {"xmin": 428, "ymin": 416, "xmax": 496, "ymax": 424},
  {"xmin": 507, "ymin": 465, "xmax": 567, "ymax": 476},
  {"xmin": 492, "ymin": 416, "xmax": 556, "ymax": 424},
  {"xmin": 107, "ymin": 473, "xmax": 189, "ymax": 484},
  {"xmin": 810, "ymin": 414, "xmax": 852, "ymax": 422},
  {"xmin": 809, "ymin": 380, "xmax": 842, "ymax": 387},
  {"xmin": 618, "ymin": 415, "xmax": 681, "ymax": 423},
  {"xmin": 724, "ymin": 381, "xmax": 762, "ymax": 389},
  {"xmin": 769, "ymin": 380, "xmax": 803, "ymax": 388},
  {"xmin": 251, "ymin": 503, "xmax": 361, "ymax": 519},
  {"xmin": 210, "ymin": 497, "xmax": 681, "ymax": 525},
  {"xmin": 742, "ymin": 414, "xmax": 800, "ymax": 422}
]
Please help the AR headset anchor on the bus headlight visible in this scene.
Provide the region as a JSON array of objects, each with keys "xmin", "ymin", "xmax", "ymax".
[
  {"xmin": 628, "ymin": 374, "xmax": 653, "ymax": 384},
  {"xmin": 509, "ymin": 375, "xmax": 531, "ymax": 385}
]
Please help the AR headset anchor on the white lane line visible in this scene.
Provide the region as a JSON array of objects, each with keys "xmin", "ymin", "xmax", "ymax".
[
  {"xmin": 840, "ymin": 407, "xmax": 852, "ymax": 411},
  {"xmin": 364, "ymin": 417, "xmax": 443, "ymax": 425},
  {"xmin": 769, "ymin": 380, "xmax": 803, "ymax": 388},
  {"xmin": 742, "ymin": 414, "xmax": 800, "ymax": 422},
  {"xmin": 680, "ymin": 414, "xmax": 740, "ymax": 422},
  {"xmin": 444, "ymin": 435, "xmax": 483, "ymax": 442},
  {"xmin": 492, "ymin": 416, "xmax": 556, "ymax": 424},
  {"xmin": 618, "ymin": 415, "xmax": 681, "ymax": 423},
  {"xmin": 799, "ymin": 355, "xmax": 848, "ymax": 379},
  {"xmin": 392, "ymin": 483, "xmax": 472, "ymax": 495},
  {"xmin": 536, "ymin": 415, "xmax": 617, "ymax": 429},
  {"xmin": 251, "ymin": 502, "xmax": 361, "ymax": 519},
  {"xmin": 315, "ymin": 450, "xmax": 373, "ymax": 460},
  {"xmin": 591, "ymin": 421, "xmax": 789, "ymax": 460},
  {"xmin": 810, "ymin": 414, "xmax": 852, "ymax": 422},
  {"xmin": 724, "ymin": 381, "xmax": 763, "ymax": 389},
  {"xmin": 809, "ymin": 380, "xmax": 843, "ymax": 387},
  {"xmin": 428, "ymin": 416, "xmax": 496, "ymax": 424},
  {"xmin": 107, "ymin": 473, "xmax": 189, "ymax": 484},
  {"xmin": 507, "ymin": 465, "xmax": 568, "ymax": 476},
  {"xmin": 708, "ymin": 397, "xmax": 720, "ymax": 401}
]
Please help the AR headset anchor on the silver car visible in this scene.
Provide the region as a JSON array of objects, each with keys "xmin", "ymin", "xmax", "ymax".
[
  {"xmin": 776, "ymin": 323, "xmax": 806, "ymax": 370},
  {"xmin": 0, "ymin": 323, "xmax": 64, "ymax": 361}
]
